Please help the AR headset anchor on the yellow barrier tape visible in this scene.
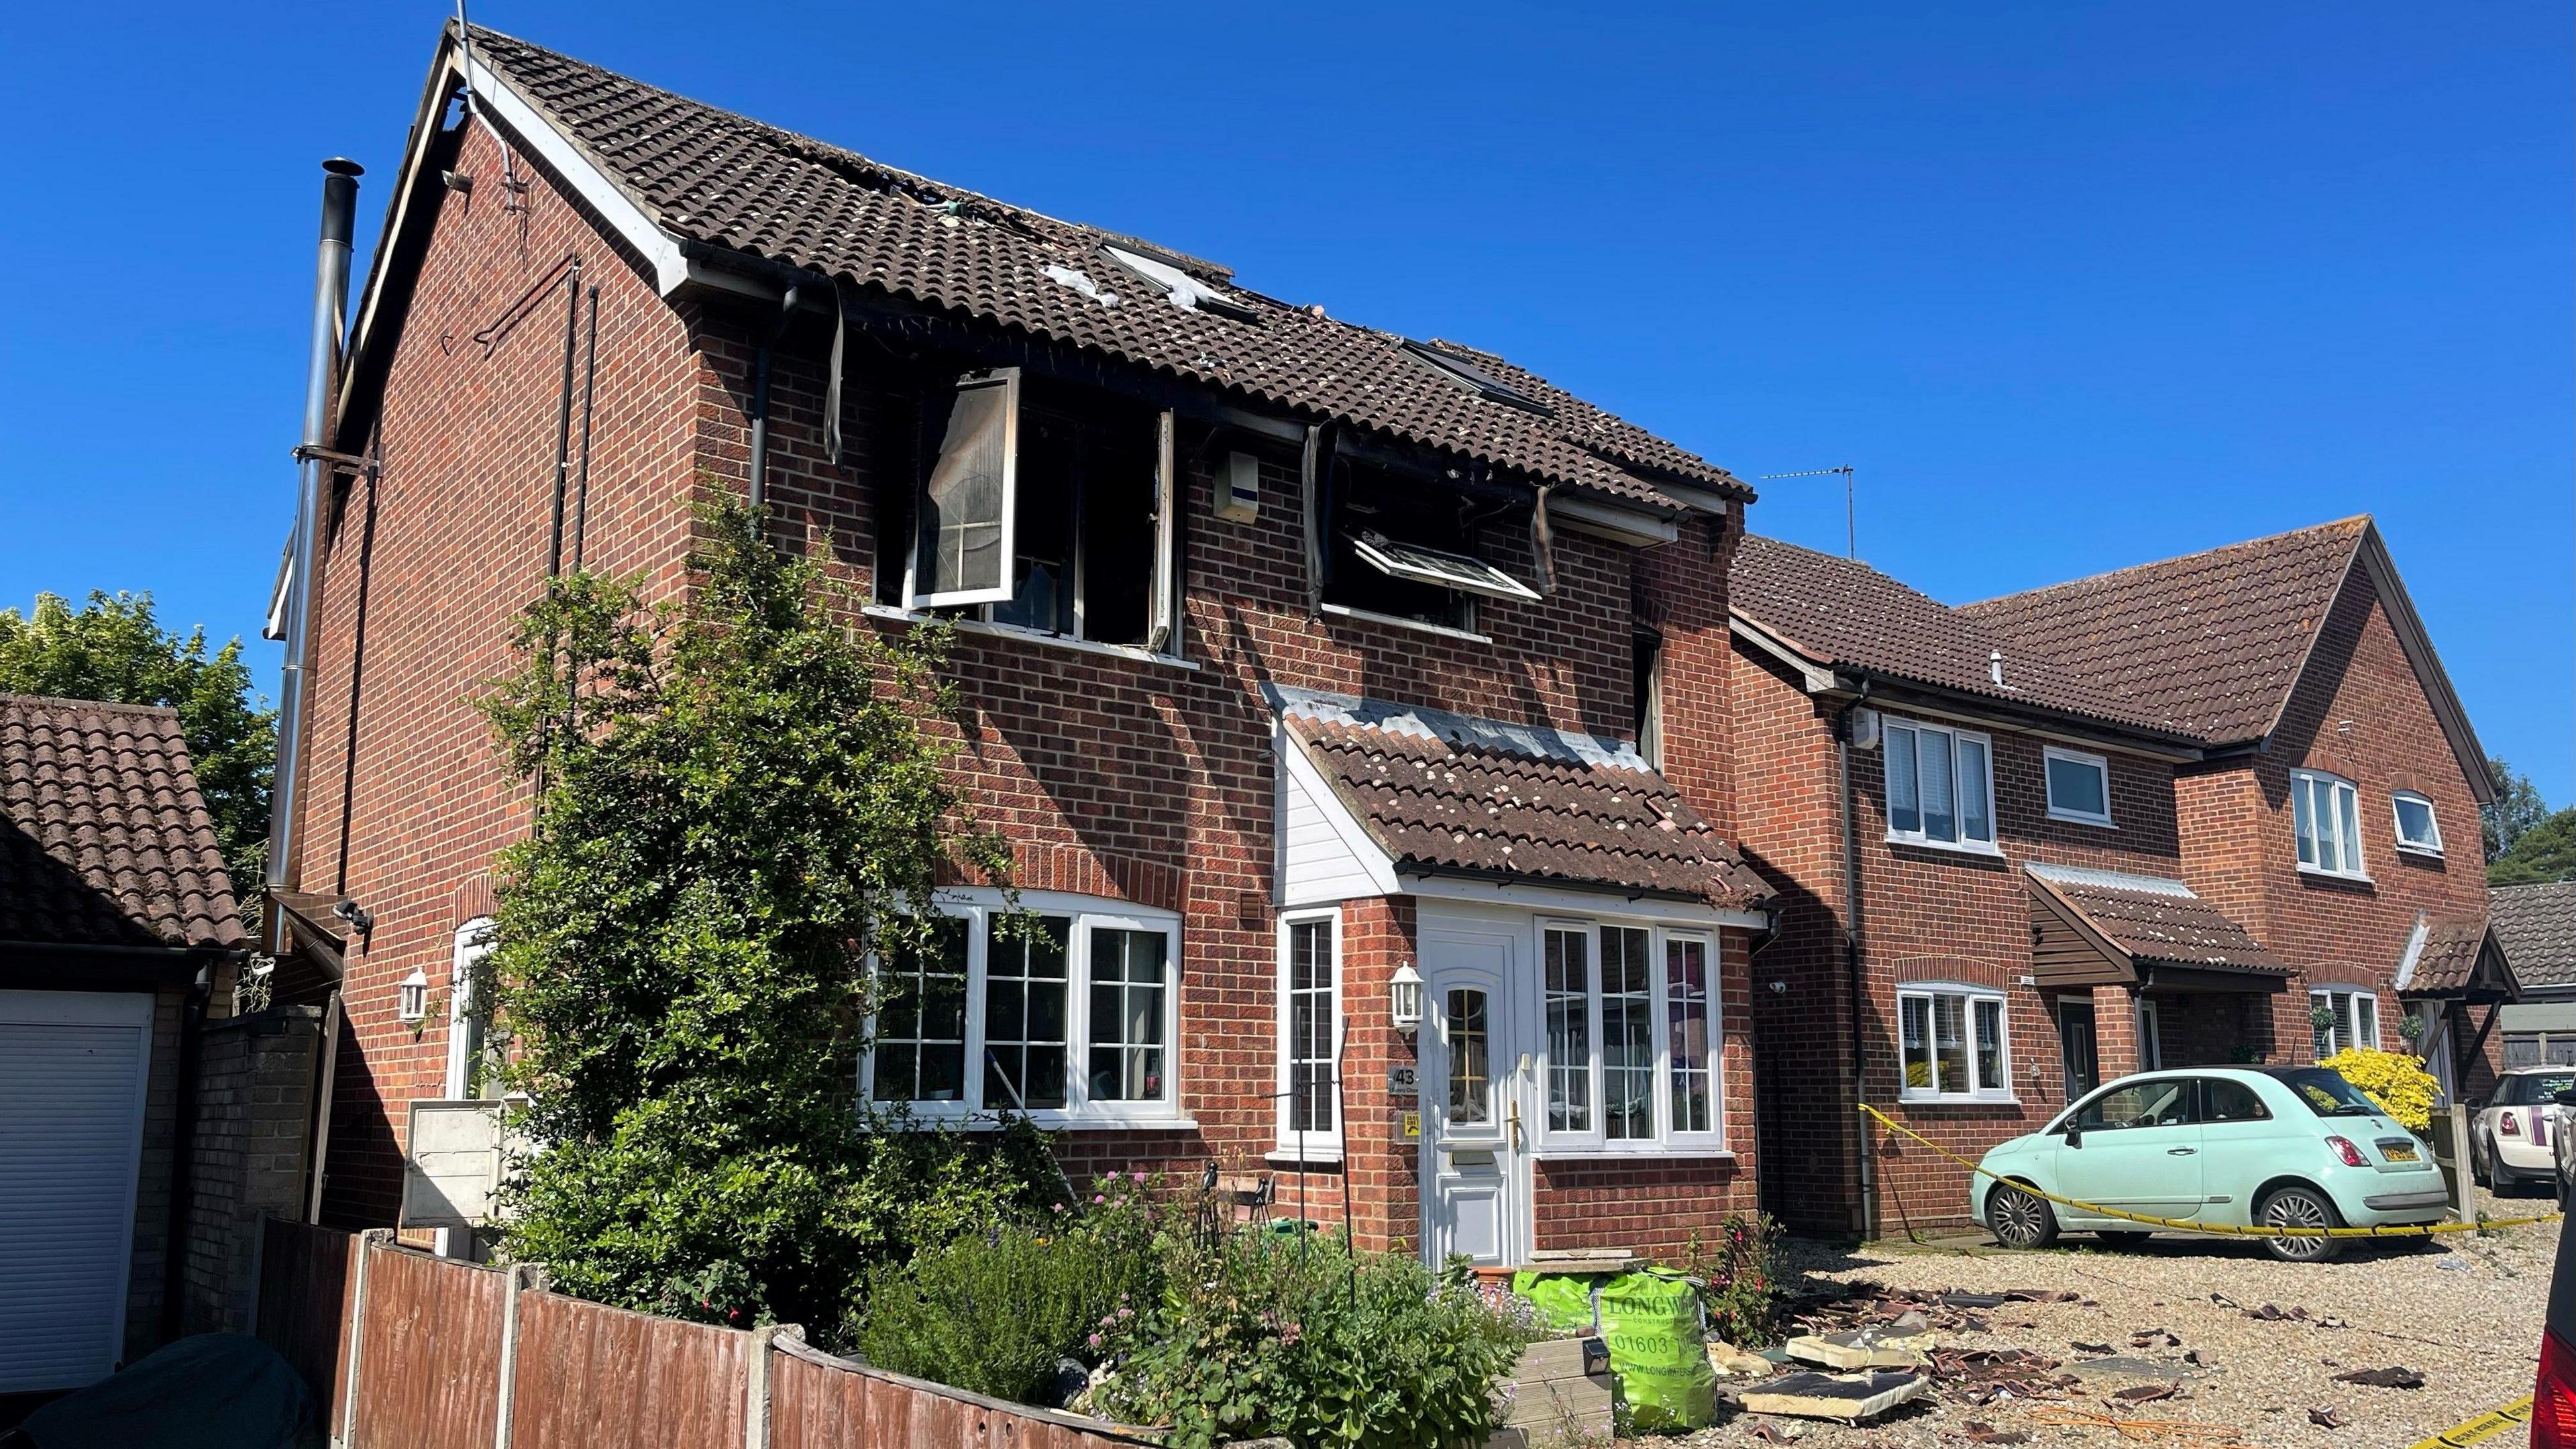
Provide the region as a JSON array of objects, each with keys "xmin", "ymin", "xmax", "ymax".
[
  {"xmin": 2402, "ymin": 1394, "xmax": 2533, "ymax": 1449},
  {"xmin": 1857, "ymin": 1102, "xmax": 2563, "ymax": 1238}
]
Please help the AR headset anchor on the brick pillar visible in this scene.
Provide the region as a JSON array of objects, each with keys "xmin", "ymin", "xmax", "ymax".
[
  {"xmin": 1336, "ymin": 896, "xmax": 1420, "ymax": 1255},
  {"xmin": 2093, "ymin": 985, "xmax": 2143, "ymax": 1082}
]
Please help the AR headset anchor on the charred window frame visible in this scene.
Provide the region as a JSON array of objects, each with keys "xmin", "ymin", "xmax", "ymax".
[{"xmin": 1318, "ymin": 458, "xmax": 1540, "ymax": 634}]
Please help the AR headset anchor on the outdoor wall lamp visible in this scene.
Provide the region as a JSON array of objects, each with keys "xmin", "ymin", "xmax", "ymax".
[
  {"xmin": 397, "ymin": 967, "xmax": 429, "ymax": 1026},
  {"xmin": 1390, "ymin": 961, "xmax": 1424, "ymax": 1035}
]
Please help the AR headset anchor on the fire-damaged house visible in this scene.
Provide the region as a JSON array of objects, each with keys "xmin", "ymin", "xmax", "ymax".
[{"xmin": 259, "ymin": 21, "xmax": 1773, "ymax": 1266}]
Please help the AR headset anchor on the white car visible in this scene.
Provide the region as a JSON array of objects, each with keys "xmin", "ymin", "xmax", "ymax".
[{"xmin": 2474, "ymin": 1066, "xmax": 2576, "ymax": 1195}]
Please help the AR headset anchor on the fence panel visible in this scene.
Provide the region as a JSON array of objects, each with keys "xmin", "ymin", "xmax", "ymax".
[
  {"xmin": 508, "ymin": 1290, "xmax": 747, "ymax": 1449},
  {"xmin": 254, "ymin": 1218, "xmax": 358, "ymax": 1430},
  {"xmin": 350, "ymin": 1244, "xmax": 507, "ymax": 1449},
  {"xmin": 768, "ymin": 1340, "xmax": 1168, "ymax": 1449},
  {"xmin": 769, "ymin": 1346, "xmax": 868, "ymax": 1449}
]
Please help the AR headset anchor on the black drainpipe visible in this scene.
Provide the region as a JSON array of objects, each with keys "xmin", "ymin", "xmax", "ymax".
[
  {"xmin": 1836, "ymin": 679, "xmax": 1876, "ymax": 1242},
  {"xmin": 544, "ymin": 260, "xmax": 584, "ymax": 578},
  {"xmin": 745, "ymin": 285, "xmax": 805, "ymax": 513}
]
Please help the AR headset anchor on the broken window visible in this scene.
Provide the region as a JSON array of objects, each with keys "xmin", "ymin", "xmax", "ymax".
[
  {"xmin": 1320, "ymin": 461, "xmax": 1538, "ymax": 633},
  {"xmin": 901, "ymin": 368, "xmax": 1179, "ymax": 651}
]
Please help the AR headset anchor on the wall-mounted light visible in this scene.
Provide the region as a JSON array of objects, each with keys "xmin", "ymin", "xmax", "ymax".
[
  {"xmin": 1390, "ymin": 961, "xmax": 1424, "ymax": 1035},
  {"xmin": 398, "ymin": 967, "xmax": 429, "ymax": 1026},
  {"xmin": 1768, "ymin": 979, "xmax": 1788, "ymax": 994}
]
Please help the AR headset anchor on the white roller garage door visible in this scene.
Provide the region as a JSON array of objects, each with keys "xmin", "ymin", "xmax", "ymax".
[{"xmin": 0, "ymin": 989, "xmax": 152, "ymax": 1393}]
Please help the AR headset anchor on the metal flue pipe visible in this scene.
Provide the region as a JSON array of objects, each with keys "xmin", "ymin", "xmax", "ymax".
[{"xmin": 268, "ymin": 157, "xmax": 364, "ymax": 894}]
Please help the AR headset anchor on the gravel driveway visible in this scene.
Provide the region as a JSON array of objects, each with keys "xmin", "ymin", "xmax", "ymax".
[{"xmin": 1665, "ymin": 1185, "xmax": 2556, "ymax": 1449}]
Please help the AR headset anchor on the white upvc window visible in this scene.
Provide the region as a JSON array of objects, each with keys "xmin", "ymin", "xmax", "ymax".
[
  {"xmin": 2312, "ymin": 986, "xmax": 2380, "ymax": 1058},
  {"xmin": 447, "ymin": 918, "xmax": 496, "ymax": 1098},
  {"xmin": 1533, "ymin": 920, "xmax": 1724, "ymax": 1153},
  {"xmin": 1898, "ymin": 984, "xmax": 2012, "ymax": 1102},
  {"xmin": 2043, "ymin": 746, "xmax": 2114, "ymax": 828},
  {"xmin": 1884, "ymin": 718, "xmax": 1997, "ymax": 851},
  {"xmin": 2391, "ymin": 791, "xmax": 2444, "ymax": 856},
  {"xmin": 1275, "ymin": 910, "xmax": 1342, "ymax": 1157},
  {"xmin": 2292, "ymin": 769, "xmax": 2367, "ymax": 879},
  {"xmin": 863, "ymin": 889, "xmax": 1182, "ymax": 1126}
]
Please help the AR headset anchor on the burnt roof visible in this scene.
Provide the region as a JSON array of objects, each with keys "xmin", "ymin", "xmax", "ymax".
[
  {"xmin": 0, "ymin": 694, "xmax": 245, "ymax": 951},
  {"xmin": 2492, "ymin": 881, "xmax": 2576, "ymax": 990},
  {"xmin": 1287, "ymin": 713, "xmax": 1765, "ymax": 907},
  {"xmin": 455, "ymin": 25, "xmax": 1746, "ymax": 512}
]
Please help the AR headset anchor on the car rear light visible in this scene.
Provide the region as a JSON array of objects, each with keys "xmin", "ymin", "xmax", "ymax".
[
  {"xmin": 2505, "ymin": 1112, "xmax": 2523, "ymax": 1136},
  {"xmin": 2536, "ymin": 1326, "xmax": 2576, "ymax": 1449},
  {"xmin": 2325, "ymin": 1136, "xmax": 2368, "ymax": 1167}
]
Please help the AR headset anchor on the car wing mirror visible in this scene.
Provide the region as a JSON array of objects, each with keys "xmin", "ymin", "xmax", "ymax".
[
  {"xmin": 2063, "ymin": 1124, "xmax": 2084, "ymax": 1148},
  {"xmin": 2557, "ymin": 1089, "xmax": 2576, "ymax": 1108}
]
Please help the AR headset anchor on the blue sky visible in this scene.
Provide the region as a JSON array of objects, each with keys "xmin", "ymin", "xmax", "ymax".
[{"xmin": 5, "ymin": 3, "xmax": 2568, "ymax": 802}]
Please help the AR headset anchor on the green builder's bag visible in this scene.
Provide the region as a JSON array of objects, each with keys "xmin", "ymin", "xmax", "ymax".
[
  {"xmin": 1509, "ymin": 1271, "xmax": 1600, "ymax": 1333},
  {"xmin": 1595, "ymin": 1269, "xmax": 1716, "ymax": 1430}
]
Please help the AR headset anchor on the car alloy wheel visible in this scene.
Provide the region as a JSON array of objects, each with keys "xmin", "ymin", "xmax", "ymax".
[
  {"xmin": 2257, "ymin": 1185, "xmax": 2343, "ymax": 1263},
  {"xmin": 1988, "ymin": 1182, "xmax": 2057, "ymax": 1249}
]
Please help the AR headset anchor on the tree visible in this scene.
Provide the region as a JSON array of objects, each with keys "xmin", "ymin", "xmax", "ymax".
[
  {"xmin": 0, "ymin": 591, "xmax": 276, "ymax": 886},
  {"xmin": 2491, "ymin": 808, "xmax": 2576, "ymax": 886},
  {"xmin": 479, "ymin": 503, "xmax": 1038, "ymax": 1343},
  {"xmin": 2483, "ymin": 756, "xmax": 2550, "ymax": 863}
]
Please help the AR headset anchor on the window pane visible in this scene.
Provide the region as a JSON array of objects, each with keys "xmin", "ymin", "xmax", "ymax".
[
  {"xmin": 1602, "ymin": 928, "xmax": 1654, "ymax": 1140},
  {"xmin": 1086, "ymin": 927, "xmax": 1167, "ymax": 1103},
  {"xmin": 1920, "ymin": 729, "xmax": 1956, "ymax": 842},
  {"xmin": 2335, "ymin": 785, "xmax": 2361, "ymax": 873},
  {"xmin": 919, "ymin": 377, "xmax": 1014, "ymax": 600},
  {"xmin": 2353, "ymin": 994, "xmax": 2377, "ymax": 1050},
  {"xmin": 2395, "ymin": 795, "xmax": 2438, "ymax": 849},
  {"xmin": 2047, "ymin": 755, "xmax": 2106, "ymax": 819},
  {"xmin": 1974, "ymin": 998, "xmax": 2004, "ymax": 1093},
  {"xmin": 1446, "ymin": 987, "xmax": 1491, "ymax": 1124},
  {"xmin": 2312, "ymin": 991, "xmax": 2334, "ymax": 1059},
  {"xmin": 1666, "ymin": 938, "xmax": 1714, "ymax": 1135},
  {"xmin": 1545, "ymin": 928, "xmax": 1594, "ymax": 1132},
  {"xmin": 874, "ymin": 916, "xmax": 969, "ymax": 1103},
  {"xmin": 1901, "ymin": 995, "xmax": 1933, "ymax": 1091},
  {"xmin": 1886, "ymin": 726, "xmax": 1920, "ymax": 835},
  {"xmin": 1933, "ymin": 994, "xmax": 1970, "ymax": 1095},
  {"xmin": 1287, "ymin": 920, "xmax": 1336, "ymax": 1134},
  {"xmin": 2076, "ymin": 1079, "xmax": 2190, "ymax": 1130},
  {"xmin": 984, "ymin": 915, "xmax": 1070, "ymax": 1110},
  {"xmin": 2294, "ymin": 778, "xmax": 2318, "ymax": 867},
  {"xmin": 2206, "ymin": 1078, "xmax": 2270, "ymax": 1122},
  {"xmin": 1959, "ymin": 737, "xmax": 1992, "ymax": 843}
]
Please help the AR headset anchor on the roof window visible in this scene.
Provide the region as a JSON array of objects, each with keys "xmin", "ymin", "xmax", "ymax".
[
  {"xmin": 1102, "ymin": 246, "xmax": 1254, "ymax": 318},
  {"xmin": 1399, "ymin": 339, "xmax": 1554, "ymax": 416}
]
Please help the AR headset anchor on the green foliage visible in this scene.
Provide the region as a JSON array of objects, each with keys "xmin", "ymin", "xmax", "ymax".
[
  {"xmin": 2320, "ymin": 1046, "xmax": 2439, "ymax": 1134},
  {"xmin": 858, "ymin": 1175, "xmax": 1163, "ymax": 1401},
  {"xmin": 2483, "ymin": 757, "xmax": 2551, "ymax": 863},
  {"xmin": 0, "ymin": 590, "xmax": 275, "ymax": 888},
  {"xmin": 2490, "ymin": 808, "xmax": 2576, "ymax": 886},
  {"xmin": 1682, "ymin": 1213, "xmax": 1784, "ymax": 1347},
  {"xmin": 1093, "ymin": 1231, "xmax": 1533, "ymax": 1449},
  {"xmin": 482, "ymin": 502, "xmax": 1021, "ymax": 1345}
]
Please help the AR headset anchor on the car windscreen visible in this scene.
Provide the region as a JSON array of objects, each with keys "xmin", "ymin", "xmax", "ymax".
[
  {"xmin": 2500, "ymin": 1073, "xmax": 2576, "ymax": 1107},
  {"xmin": 2271, "ymin": 1067, "xmax": 2383, "ymax": 1118}
]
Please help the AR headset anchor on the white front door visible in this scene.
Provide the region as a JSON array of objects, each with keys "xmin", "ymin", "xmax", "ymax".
[{"xmin": 1419, "ymin": 924, "xmax": 1529, "ymax": 1268}]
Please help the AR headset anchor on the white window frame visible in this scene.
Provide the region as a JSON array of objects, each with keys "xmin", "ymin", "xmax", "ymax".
[
  {"xmin": 1273, "ymin": 908, "xmax": 1343, "ymax": 1160},
  {"xmin": 2043, "ymin": 745, "xmax": 2116, "ymax": 828},
  {"xmin": 906, "ymin": 368, "xmax": 1021, "ymax": 608},
  {"xmin": 446, "ymin": 918, "xmax": 496, "ymax": 1099},
  {"xmin": 2292, "ymin": 769, "xmax": 2369, "ymax": 880},
  {"xmin": 1896, "ymin": 983, "xmax": 2015, "ymax": 1104},
  {"xmin": 1529, "ymin": 918, "xmax": 1726, "ymax": 1155},
  {"xmin": 2390, "ymin": 790, "xmax": 2444, "ymax": 857},
  {"xmin": 2311, "ymin": 985, "xmax": 2381, "ymax": 1058},
  {"xmin": 861, "ymin": 888, "xmax": 1183, "ymax": 1128},
  {"xmin": 1882, "ymin": 718, "xmax": 2000, "ymax": 854}
]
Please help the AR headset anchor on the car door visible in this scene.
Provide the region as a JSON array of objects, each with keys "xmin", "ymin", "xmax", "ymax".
[
  {"xmin": 2192, "ymin": 1075, "xmax": 2287, "ymax": 1224},
  {"xmin": 2053, "ymin": 1077, "xmax": 2204, "ymax": 1224}
]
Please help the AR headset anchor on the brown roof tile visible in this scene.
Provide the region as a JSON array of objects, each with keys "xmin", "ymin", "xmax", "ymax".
[
  {"xmin": 2491, "ymin": 882, "xmax": 2576, "ymax": 989},
  {"xmin": 2406, "ymin": 916, "xmax": 2496, "ymax": 995},
  {"xmin": 2027, "ymin": 864, "xmax": 2287, "ymax": 974},
  {"xmin": 1288, "ymin": 714, "xmax": 1764, "ymax": 906},
  {"xmin": 1956, "ymin": 519, "xmax": 2369, "ymax": 744},
  {"xmin": 0, "ymin": 694, "xmax": 246, "ymax": 950},
  {"xmin": 460, "ymin": 25, "xmax": 1746, "ymax": 512}
]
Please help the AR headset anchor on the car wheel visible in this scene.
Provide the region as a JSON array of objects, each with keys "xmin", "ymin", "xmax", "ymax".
[
  {"xmin": 2256, "ymin": 1184, "xmax": 2344, "ymax": 1263},
  {"xmin": 2471, "ymin": 1136, "xmax": 2493, "ymax": 1188},
  {"xmin": 1988, "ymin": 1182, "xmax": 2058, "ymax": 1249}
]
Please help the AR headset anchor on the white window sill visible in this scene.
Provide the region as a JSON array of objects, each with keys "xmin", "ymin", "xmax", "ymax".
[
  {"xmin": 2394, "ymin": 843, "xmax": 2446, "ymax": 860},
  {"xmin": 1266, "ymin": 1144, "xmax": 1346, "ymax": 1167},
  {"xmin": 869, "ymin": 1107, "xmax": 1199, "ymax": 1132},
  {"xmin": 1886, "ymin": 833, "xmax": 2005, "ymax": 859},
  {"xmin": 2296, "ymin": 865, "xmax": 2374, "ymax": 885},
  {"xmin": 863, "ymin": 604, "xmax": 1199, "ymax": 671},
  {"xmin": 1319, "ymin": 601, "xmax": 1492, "ymax": 645},
  {"xmin": 1897, "ymin": 1093, "xmax": 2022, "ymax": 1107},
  {"xmin": 1530, "ymin": 1146, "xmax": 1736, "ymax": 1162},
  {"xmin": 2046, "ymin": 809, "xmax": 2116, "ymax": 829}
]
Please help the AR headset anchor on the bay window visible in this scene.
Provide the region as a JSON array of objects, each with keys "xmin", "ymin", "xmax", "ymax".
[
  {"xmin": 2292, "ymin": 769, "xmax": 2366, "ymax": 879},
  {"xmin": 1898, "ymin": 985, "xmax": 2010, "ymax": 1102},
  {"xmin": 1534, "ymin": 920, "xmax": 1724, "ymax": 1152},
  {"xmin": 1884, "ymin": 718, "xmax": 1996, "ymax": 851},
  {"xmin": 866, "ymin": 890, "xmax": 1181, "ymax": 1123}
]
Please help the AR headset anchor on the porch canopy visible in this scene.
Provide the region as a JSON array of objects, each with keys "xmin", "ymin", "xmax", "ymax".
[
  {"xmin": 2397, "ymin": 916, "xmax": 2521, "ymax": 1006},
  {"xmin": 2025, "ymin": 862, "xmax": 2290, "ymax": 994}
]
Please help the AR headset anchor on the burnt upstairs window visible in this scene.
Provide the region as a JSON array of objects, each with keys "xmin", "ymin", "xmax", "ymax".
[
  {"xmin": 904, "ymin": 368, "xmax": 1180, "ymax": 651},
  {"xmin": 1321, "ymin": 460, "xmax": 1540, "ymax": 633}
]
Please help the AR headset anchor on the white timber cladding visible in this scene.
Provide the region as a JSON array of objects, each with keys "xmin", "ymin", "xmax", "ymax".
[
  {"xmin": 0, "ymin": 989, "xmax": 153, "ymax": 1394},
  {"xmin": 1277, "ymin": 729, "xmax": 1403, "ymax": 906}
]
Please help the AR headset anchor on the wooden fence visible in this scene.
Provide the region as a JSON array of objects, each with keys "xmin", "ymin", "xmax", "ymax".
[{"xmin": 255, "ymin": 1219, "xmax": 1167, "ymax": 1449}]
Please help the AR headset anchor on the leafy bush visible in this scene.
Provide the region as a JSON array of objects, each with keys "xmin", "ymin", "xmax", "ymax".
[
  {"xmin": 2322, "ymin": 1046, "xmax": 2439, "ymax": 1133},
  {"xmin": 857, "ymin": 1179, "xmax": 1161, "ymax": 1402},
  {"xmin": 1092, "ymin": 1232, "xmax": 1532, "ymax": 1449},
  {"xmin": 1684, "ymin": 1213, "xmax": 1784, "ymax": 1347}
]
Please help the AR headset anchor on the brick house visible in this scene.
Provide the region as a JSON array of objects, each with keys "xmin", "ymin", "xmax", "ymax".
[
  {"xmin": 0, "ymin": 695, "xmax": 246, "ymax": 1395},
  {"xmin": 264, "ymin": 22, "xmax": 1771, "ymax": 1267},
  {"xmin": 1729, "ymin": 520, "xmax": 2499, "ymax": 1236}
]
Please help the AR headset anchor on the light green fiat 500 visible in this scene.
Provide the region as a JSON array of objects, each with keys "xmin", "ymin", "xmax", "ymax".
[{"xmin": 1971, "ymin": 1067, "xmax": 2448, "ymax": 1263}]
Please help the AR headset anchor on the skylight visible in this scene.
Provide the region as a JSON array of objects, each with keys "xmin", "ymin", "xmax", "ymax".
[
  {"xmin": 1102, "ymin": 246, "xmax": 1253, "ymax": 318},
  {"xmin": 1399, "ymin": 340, "xmax": 1554, "ymax": 416},
  {"xmin": 1351, "ymin": 531, "xmax": 1542, "ymax": 604}
]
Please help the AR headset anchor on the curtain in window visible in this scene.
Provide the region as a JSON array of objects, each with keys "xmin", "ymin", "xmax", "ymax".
[
  {"xmin": 918, "ymin": 374, "xmax": 1016, "ymax": 602},
  {"xmin": 1886, "ymin": 725, "xmax": 1921, "ymax": 835},
  {"xmin": 1666, "ymin": 937, "xmax": 1714, "ymax": 1134},
  {"xmin": 1602, "ymin": 928, "xmax": 1655, "ymax": 1140},
  {"xmin": 1545, "ymin": 929, "xmax": 1593, "ymax": 1132},
  {"xmin": 1087, "ymin": 927, "xmax": 1167, "ymax": 1102},
  {"xmin": 1933, "ymin": 994, "xmax": 1970, "ymax": 1092},
  {"xmin": 2294, "ymin": 777, "xmax": 2321, "ymax": 867},
  {"xmin": 1958, "ymin": 737, "xmax": 1993, "ymax": 843},
  {"xmin": 1974, "ymin": 998, "xmax": 2005, "ymax": 1091}
]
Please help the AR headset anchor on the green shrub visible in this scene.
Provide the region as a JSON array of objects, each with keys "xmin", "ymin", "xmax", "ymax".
[
  {"xmin": 1093, "ymin": 1232, "xmax": 1532, "ymax": 1449},
  {"xmin": 1683, "ymin": 1213, "xmax": 1784, "ymax": 1347}
]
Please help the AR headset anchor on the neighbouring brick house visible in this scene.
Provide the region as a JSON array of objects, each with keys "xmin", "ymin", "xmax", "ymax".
[
  {"xmin": 0, "ymin": 695, "xmax": 246, "ymax": 1395},
  {"xmin": 265, "ymin": 21, "xmax": 1771, "ymax": 1267},
  {"xmin": 1729, "ymin": 520, "xmax": 2500, "ymax": 1236}
]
